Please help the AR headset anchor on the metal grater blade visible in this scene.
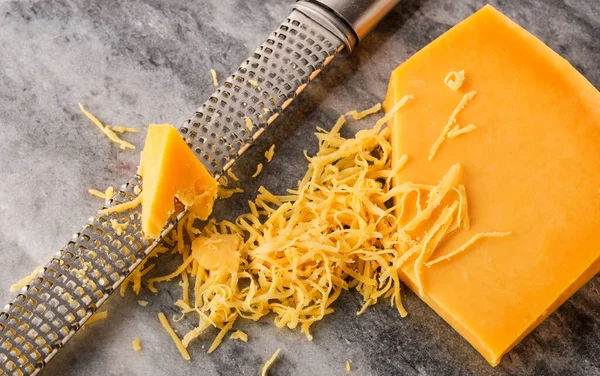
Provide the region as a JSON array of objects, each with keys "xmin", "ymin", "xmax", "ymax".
[{"xmin": 0, "ymin": 1, "xmax": 398, "ymax": 374}]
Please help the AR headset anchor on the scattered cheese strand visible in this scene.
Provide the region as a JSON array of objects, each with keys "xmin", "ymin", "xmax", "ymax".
[
  {"xmin": 132, "ymin": 338, "xmax": 142, "ymax": 351},
  {"xmin": 249, "ymin": 80, "xmax": 259, "ymax": 88},
  {"xmin": 210, "ymin": 69, "xmax": 219, "ymax": 87},
  {"xmin": 429, "ymin": 91, "xmax": 477, "ymax": 161},
  {"xmin": 79, "ymin": 103, "xmax": 135, "ymax": 150},
  {"xmin": 230, "ymin": 330, "xmax": 248, "ymax": 342},
  {"xmin": 86, "ymin": 311, "xmax": 108, "ymax": 325},
  {"xmin": 252, "ymin": 163, "xmax": 264, "ymax": 178},
  {"xmin": 208, "ymin": 317, "xmax": 237, "ymax": 353},
  {"xmin": 444, "ymin": 70, "xmax": 465, "ymax": 91},
  {"xmin": 261, "ymin": 348, "xmax": 281, "ymax": 376},
  {"xmin": 10, "ymin": 266, "xmax": 43, "ymax": 293},
  {"xmin": 345, "ymin": 103, "xmax": 382, "ymax": 120},
  {"xmin": 158, "ymin": 312, "xmax": 191, "ymax": 360},
  {"xmin": 218, "ymin": 187, "xmax": 244, "ymax": 199},
  {"xmin": 88, "ymin": 189, "xmax": 106, "ymax": 199},
  {"xmin": 110, "ymin": 126, "xmax": 140, "ymax": 134},
  {"xmin": 227, "ymin": 170, "xmax": 240, "ymax": 182},
  {"xmin": 264, "ymin": 144, "xmax": 276, "ymax": 162},
  {"xmin": 374, "ymin": 95, "xmax": 414, "ymax": 132},
  {"xmin": 425, "ymin": 232, "xmax": 512, "ymax": 267},
  {"xmin": 98, "ymin": 194, "xmax": 142, "ymax": 216},
  {"xmin": 447, "ymin": 123, "xmax": 476, "ymax": 139},
  {"xmin": 346, "ymin": 360, "xmax": 351, "ymax": 372}
]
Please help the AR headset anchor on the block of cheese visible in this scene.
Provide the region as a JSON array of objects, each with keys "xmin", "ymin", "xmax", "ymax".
[
  {"xmin": 141, "ymin": 124, "xmax": 217, "ymax": 239},
  {"xmin": 384, "ymin": 5, "xmax": 600, "ymax": 366}
]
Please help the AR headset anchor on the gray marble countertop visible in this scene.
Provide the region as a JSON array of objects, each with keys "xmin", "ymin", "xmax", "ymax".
[{"xmin": 1, "ymin": 0, "xmax": 599, "ymax": 375}]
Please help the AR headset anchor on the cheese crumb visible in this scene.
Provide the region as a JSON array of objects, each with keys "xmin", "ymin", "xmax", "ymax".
[
  {"xmin": 345, "ymin": 102, "xmax": 382, "ymax": 120},
  {"xmin": 110, "ymin": 219, "xmax": 128, "ymax": 236},
  {"xmin": 10, "ymin": 266, "xmax": 43, "ymax": 293},
  {"xmin": 132, "ymin": 338, "xmax": 142, "ymax": 351},
  {"xmin": 79, "ymin": 103, "xmax": 135, "ymax": 150},
  {"xmin": 229, "ymin": 330, "xmax": 248, "ymax": 342},
  {"xmin": 138, "ymin": 300, "xmax": 149, "ymax": 307},
  {"xmin": 245, "ymin": 117, "xmax": 254, "ymax": 130},
  {"xmin": 210, "ymin": 69, "xmax": 219, "ymax": 87},
  {"xmin": 105, "ymin": 186, "xmax": 115, "ymax": 200},
  {"xmin": 346, "ymin": 360, "xmax": 351, "ymax": 372},
  {"xmin": 252, "ymin": 163, "xmax": 263, "ymax": 178},
  {"xmin": 218, "ymin": 187, "xmax": 244, "ymax": 199},
  {"xmin": 264, "ymin": 145, "xmax": 275, "ymax": 162},
  {"xmin": 444, "ymin": 70, "xmax": 465, "ymax": 91},
  {"xmin": 261, "ymin": 348, "xmax": 281, "ymax": 376}
]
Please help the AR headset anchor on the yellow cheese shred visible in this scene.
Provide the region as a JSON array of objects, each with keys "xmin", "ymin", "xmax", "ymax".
[
  {"xmin": 79, "ymin": 103, "xmax": 135, "ymax": 150},
  {"xmin": 98, "ymin": 194, "xmax": 142, "ymax": 216},
  {"xmin": 447, "ymin": 123, "xmax": 476, "ymax": 139},
  {"xmin": 345, "ymin": 103, "xmax": 382, "ymax": 120},
  {"xmin": 132, "ymin": 338, "xmax": 142, "ymax": 351},
  {"xmin": 429, "ymin": 91, "xmax": 477, "ymax": 161},
  {"xmin": 444, "ymin": 70, "xmax": 465, "ymax": 91},
  {"xmin": 210, "ymin": 69, "xmax": 219, "ymax": 87},
  {"xmin": 110, "ymin": 219, "xmax": 128, "ymax": 236},
  {"xmin": 105, "ymin": 186, "xmax": 115, "ymax": 200},
  {"xmin": 158, "ymin": 312, "xmax": 191, "ymax": 360},
  {"xmin": 261, "ymin": 348, "xmax": 281, "ymax": 376},
  {"xmin": 86, "ymin": 311, "xmax": 108, "ymax": 325},
  {"xmin": 425, "ymin": 232, "xmax": 512, "ymax": 267},
  {"xmin": 88, "ymin": 189, "xmax": 107, "ymax": 199},
  {"xmin": 346, "ymin": 360, "xmax": 351, "ymax": 372},
  {"xmin": 110, "ymin": 126, "xmax": 140, "ymax": 134},
  {"xmin": 218, "ymin": 187, "xmax": 244, "ymax": 199},
  {"xmin": 229, "ymin": 330, "xmax": 248, "ymax": 342},
  {"xmin": 208, "ymin": 316, "xmax": 237, "ymax": 353},
  {"xmin": 264, "ymin": 144, "xmax": 276, "ymax": 162},
  {"xmin": 10, "ymin": 266, "xmax": 43, "ymax": 293},
  {"xmin": 252, "ymin": 163, "xmax": 264, "ymax": 178},
  {"xmin": 227, "ymin": 170, "xmax": 240, "ymax": 182}
]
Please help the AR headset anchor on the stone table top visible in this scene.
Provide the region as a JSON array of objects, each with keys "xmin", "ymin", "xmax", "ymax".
[{"xmin": 0, "ymin": 0, "xmax": 598, "ymax": 375}]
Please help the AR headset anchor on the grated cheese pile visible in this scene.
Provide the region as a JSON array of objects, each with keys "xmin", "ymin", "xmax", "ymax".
[{"xmin": 120, "ymin": 97, "xmax": 508, "ymax": 359}]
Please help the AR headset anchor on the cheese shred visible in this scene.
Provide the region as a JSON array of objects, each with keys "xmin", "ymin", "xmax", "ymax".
[
  {"xmin": 158, "ymin": 312, "xmax": 191, "ymax": 360},
  {"xmin": 264, "ymin": 145, "xmax": 276, "ymax": 162},
  {"xmin": 79, "ymin": 103, "xmax": 135, "ymax": 150},
  {"xmin": 86, "ymin": 311, "xmax": 108, "ymax": 325},
  {"xmin": 426, "ymin": 232, "xmax": 512, "ymax": 267},
  {"xmin": 230, "ymin": 330, "xmax": 248, "ymax": 342},
  {"xmin": 210, "ymin": 69, "xmax": 219, "ymax": 87},
  {"xmin": 10, "ymin": 266, "xmax": 43, "ymax": 293},
  {"xmin": 444, "ymin": 70, "xmax": 465, "ymax": 91},
  {"xmin": 98, "ymin": 194, "xmax": 142, "ymax": 216},
  {"xmin": 261, "ymin": 348, "xmax": 281, "ymax": 376},
  {"xmin": 429, "ymin": 91, "xmax": 477, "ymax": 160},
  {"xmin": 252, "ymin": 163, "xmax": 263, "ymax": 178}
]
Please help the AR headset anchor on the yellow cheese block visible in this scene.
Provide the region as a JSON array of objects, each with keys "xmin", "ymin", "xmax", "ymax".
[
  {"xmin": 384, "ymin": 5, "xmax": 600, "ymax": 366},
  {"xmin": 141, "ymin": 124, "xmax": 217, "ymax": 239}
]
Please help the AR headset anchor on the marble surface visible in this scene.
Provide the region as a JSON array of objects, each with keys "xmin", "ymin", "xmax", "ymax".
[{"xmin": 0, "ymin": 0, "xmax": 599, "ymax": 375}]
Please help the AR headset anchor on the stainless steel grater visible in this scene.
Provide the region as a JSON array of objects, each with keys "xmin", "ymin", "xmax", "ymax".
[{"xmin": 0, "ymin": 1, "xmax": 398, "ymax": 374}]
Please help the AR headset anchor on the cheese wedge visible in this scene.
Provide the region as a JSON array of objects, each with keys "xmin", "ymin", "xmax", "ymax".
[
  {"xmin": 384, "ymin": 5, "xmax": 600, "ymax": 366},
  {"xmin": 141, "ymin": 124, "xmax": 217, "ymax": 239}
]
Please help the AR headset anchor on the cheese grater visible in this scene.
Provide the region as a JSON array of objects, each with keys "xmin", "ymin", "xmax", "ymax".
[{"xmin": 0, "ymin": 1, "xmax": 398, "ymax": 374}]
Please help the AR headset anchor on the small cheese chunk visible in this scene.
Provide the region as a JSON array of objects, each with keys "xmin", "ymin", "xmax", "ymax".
[
  {"xmin": 192, "ymin": 234, "xmax": 240, "ymax": 273},
  {"xmin": 141, "ymin": 124, "xmax": 218, "ymax": 239}
]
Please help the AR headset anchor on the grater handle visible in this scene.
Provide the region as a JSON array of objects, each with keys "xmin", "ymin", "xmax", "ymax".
[{"xmin": 295, "ymin": 0, "xmax": 400, "ymax": 50}]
